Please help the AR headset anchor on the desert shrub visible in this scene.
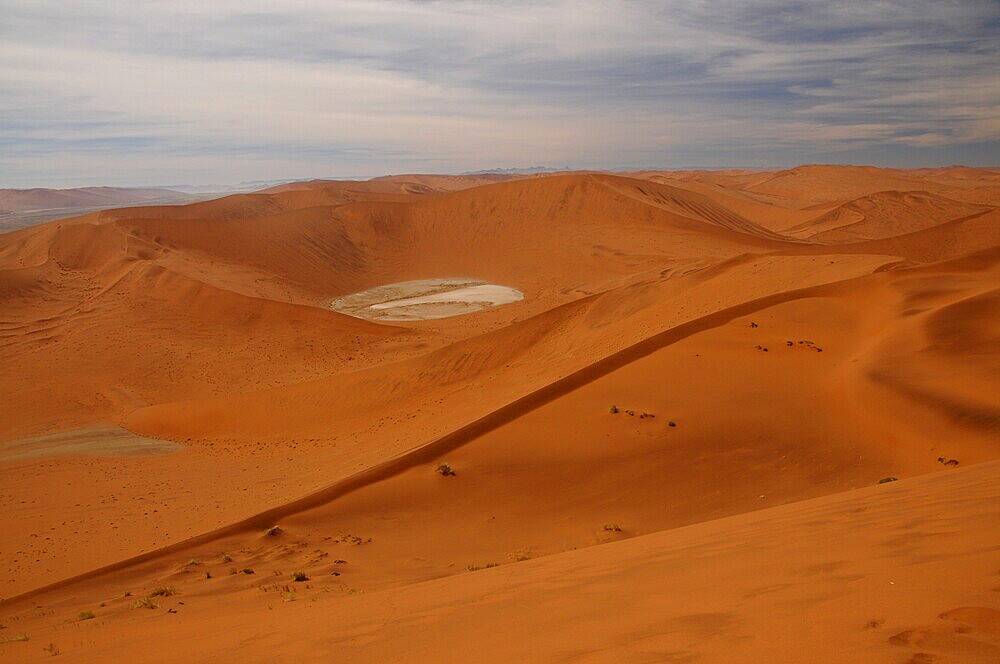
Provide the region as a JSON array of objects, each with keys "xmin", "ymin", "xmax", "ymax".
[
  {"xmin": 603, "ymin": 524, "xmax": 623, "ymax": 532},
  {"xmin": 436, "ymin": 463, "xmax": 456, "ymax": 476},
  {"xmin": 878, "ymin": 477, "xmax": 898, "ymax": 484},
  {"xmin": 78, "ymin": 610, "xmax": 95, "ymax": 621},
  {"xmin": 148, "ymin": 586, "xmax": 175, "ymax": 597},
  {"xmin": 0, "ymin": 635, "xmax": 29, "ymax": 644},
  {"xmin": 291, "ymin": 571, "xmax": 308, "ymax": 582},
  {"xmin": 265, "ymin": 525, "xmax": 282, "ymax": 537},
  {"xmin": 609, "ymin": 405, "xmax": 619, "ymax": 414}
]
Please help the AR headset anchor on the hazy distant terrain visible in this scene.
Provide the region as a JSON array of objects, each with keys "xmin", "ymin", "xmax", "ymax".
[{"xmin": 0, "ymin": 187, "xmax": 202, "ymax": 231}]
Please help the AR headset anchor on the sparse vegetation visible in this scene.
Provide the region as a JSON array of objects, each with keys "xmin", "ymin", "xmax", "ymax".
[
  {"xmin": 878, "ymin": 477, "xmax": 898, "ymax": 484},
  {"xmin": 78, "ymin": 610, "xmax": 95, "ymax": 621},
  {"xmin": 466, "ymin": 562, "xmax": 500, "ymax": 572},
  {"xmin": 436, "ymin": 463, "xmax": 456, "ymax": 476},
  {"xmin": 291, "ymin": 571, "xmax": 309, "ymax": 582},
  {"xmin": 220, "ymin": 553, "xmax": 233, "ymax": 563},
  {"xmin": 609, "ymin": 405, "xmax": 619, "ymax": 414},
  {"xmin": 0, "ymin": 634, "xmax": 28, "ymax": 644},
  {"xmin": 668, "ymin": 421, "xmax": 677, "ymax": 427},
  {"xmin": 603, "ymin": 523, "xmax": 623, "ymax": 532},
  {"xmin": 43, "ymin": 642, "xmax": 60, "ymax": 656},
  {"xmin": 205, "ymin": 571, "xmax": 212, "ymax": 579},
  {"xmin": 148, "ymin": 586, "xmax": 175, "ymax": 598},
  {"xmin": 265, "ymin": 525, "xmax": 283, "ymax": 537},
  {"xmin": 130, "ymin": 597, "xmax": 158, "ymax": 610},
  {"xmin": 241, "ymin": 568, "xmax": 256, "ymax": 575}
]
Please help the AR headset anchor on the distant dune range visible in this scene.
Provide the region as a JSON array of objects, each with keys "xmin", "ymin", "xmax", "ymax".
[{"xmin": 0, "ymin": 166, "xmax": 998, "ymax": 663}]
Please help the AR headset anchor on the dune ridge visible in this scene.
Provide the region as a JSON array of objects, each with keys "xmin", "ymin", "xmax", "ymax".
[{"xmin": 0, "ymin": 166, "xmax": 997, "ymax": 662}]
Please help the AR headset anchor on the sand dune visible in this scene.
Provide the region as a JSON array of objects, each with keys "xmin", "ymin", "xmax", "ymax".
[
  {"xmin": 0, "ymin": 166, "xmax": 997, "ymax": 662},
  {"xmin": 785, "ymin": 190, "xmax": 991, "ymax": 242}
]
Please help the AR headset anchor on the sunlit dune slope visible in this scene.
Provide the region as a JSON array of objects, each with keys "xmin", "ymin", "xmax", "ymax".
[
  {"xmin": 784, "ymin": 190, "xmax": 991, "ymax": 242},
  {"xmin": 0, "ymin": 166, "xmax": 997, "ymax": 663}
]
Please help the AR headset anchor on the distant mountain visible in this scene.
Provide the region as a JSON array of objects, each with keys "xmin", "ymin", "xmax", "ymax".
[{"xmin": 462, "ymin": 166, "xmax": 572, "ymax": 175}]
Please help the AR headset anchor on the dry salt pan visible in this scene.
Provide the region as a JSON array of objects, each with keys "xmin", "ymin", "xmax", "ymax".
[{"xmin": 330, "ymin": 278, "xmax": 523, "ymax": 321}]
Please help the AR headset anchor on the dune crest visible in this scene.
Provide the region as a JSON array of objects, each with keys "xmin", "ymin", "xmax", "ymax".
[{"xmin": 1, "ymin": 166, "xmax": 997, "ymax": 663}]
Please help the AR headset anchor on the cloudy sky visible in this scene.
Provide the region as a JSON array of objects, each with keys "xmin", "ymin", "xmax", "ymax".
[{"xmin": 1, "ymin": 0, "xmax": 998, "ymax": 187}]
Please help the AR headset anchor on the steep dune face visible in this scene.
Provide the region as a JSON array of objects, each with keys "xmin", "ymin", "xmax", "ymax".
[{"xmin": 0, "ymin": 167, "xmax": 998, "ymax": 662}]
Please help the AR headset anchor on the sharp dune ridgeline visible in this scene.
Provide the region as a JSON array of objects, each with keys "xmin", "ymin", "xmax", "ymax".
[{"xmin": 1, "ymin": 166, "xmax": 999, "ymax": 663}]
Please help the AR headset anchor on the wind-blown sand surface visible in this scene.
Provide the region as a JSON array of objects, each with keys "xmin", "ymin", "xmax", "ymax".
[{"xmin": 0, "ymin": 167, "xmax": 997, "ymax": 661}]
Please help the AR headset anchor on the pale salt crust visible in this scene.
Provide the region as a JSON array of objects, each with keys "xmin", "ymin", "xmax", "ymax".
[
  {"xmin": 0, "ymin": 427, "xmax": 182, "ymax": 460},
  {"xmin": 330, "ymin": 278, "xmax": 523, "ymax": 321}
]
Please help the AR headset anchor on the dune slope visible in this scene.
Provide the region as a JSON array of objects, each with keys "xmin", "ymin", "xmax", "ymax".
[{"xmin": 0, "ymin": 166, "xmax": 997, "ymax": 662}]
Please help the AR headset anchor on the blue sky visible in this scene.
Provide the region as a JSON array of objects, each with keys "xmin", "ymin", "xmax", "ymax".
[{"xmin": 1, "ymin": 0, "xmax": 998, "ymax": 187}]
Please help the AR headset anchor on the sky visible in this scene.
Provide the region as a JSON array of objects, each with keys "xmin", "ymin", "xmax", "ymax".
[{"xmin": 1, "ymin": 0, "xmax": 998, "ymax": 187}]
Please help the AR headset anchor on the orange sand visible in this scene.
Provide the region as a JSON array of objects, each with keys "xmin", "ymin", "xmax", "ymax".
[{"xmin": 0, "ymin": 166, "xmax": 997, "ymax": 662}]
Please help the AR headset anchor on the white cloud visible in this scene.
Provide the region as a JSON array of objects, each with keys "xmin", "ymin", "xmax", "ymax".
[{"xmin": 0, "ymin": 0, "xmax": 997, "ymax": 185}]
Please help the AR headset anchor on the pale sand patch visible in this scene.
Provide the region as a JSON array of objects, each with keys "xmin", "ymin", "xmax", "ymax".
[
  {"xmin": 330, "ymin": 278, "xmax": 524, "ymax": 321},
  {"xmin": 0, "ymin": 426, "xmax": 182, "ymax": 461}
]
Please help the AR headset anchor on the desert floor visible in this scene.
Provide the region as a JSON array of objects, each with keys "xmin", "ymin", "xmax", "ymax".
[{"xmin": 1, "ymin": 166, "xmax": 998, "ymax": 662}]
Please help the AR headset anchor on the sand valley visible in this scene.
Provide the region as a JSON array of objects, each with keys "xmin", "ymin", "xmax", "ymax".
[{"xmin": 0, "ymin": 167, "xmax": 998, "ymax": 662}]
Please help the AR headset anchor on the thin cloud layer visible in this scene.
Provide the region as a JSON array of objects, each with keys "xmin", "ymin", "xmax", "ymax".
[{"xmin": 1, "ymin": 0, "xmax": 997, "ymax": 186}]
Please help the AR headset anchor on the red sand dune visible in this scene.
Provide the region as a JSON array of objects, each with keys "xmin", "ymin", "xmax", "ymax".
[{"xmin": 0, "ymin": 166, "xmax": 997, "ymax": 662}]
